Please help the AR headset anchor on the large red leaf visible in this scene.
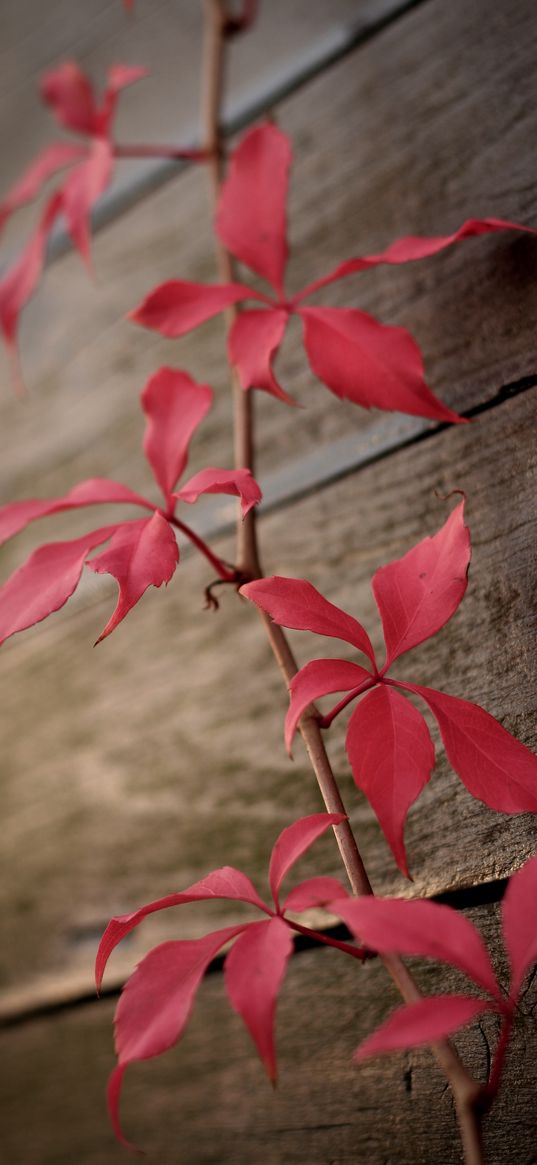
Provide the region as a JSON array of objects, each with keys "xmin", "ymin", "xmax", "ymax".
[
  {"xmin": 333, "ymin": 896, "xmax": 499, "ymax": 997},
  {"xmin": 285, "ymin": 658, "xmax": 374, "ymax": 753},
  {"xmin": 405, "ymin": 684, "xmax": 537, "ymax": 815},
  {"xmin": 282, "ymin": 876, "xmax": 349, "ymax": 914},
  {"xmin": 175, "ymin": 466, "xmax": 262, "ymax": 517},
  {"xmin": 216, "ymin": 123, "xmax": 291, "ymax": 297},
  {"xmin": 501, "ymin": 855, "xmax": 537, "ymax": 999},
  {"xmin": 96, "ymin": 867, "xmax": 270, "ymax": 991},
  {"xmin": 300, "ymin": 306, "xmax": 462, "ymax": 422},
  {"xmin": 372, "ymin": 500, "xmax": 470, "ymax": 668},
  {"xmin": 129, "ymin": 279, "xmax": 256, "ymax": 337},
  {"xmin": 268, "ymin": 813, "xmax": 345, "ymax": 910},
  {"xmin": 346, "ymin": 685, "xmax": 435, "ymax": 877},
  {"xmin": 240, "ymin": 576, "xmax": 377, "ymax": 665},
  {"xmin": 86, "ymin": 513, "xmax": 179, "ymax": 642},
  {"xmin": 141, "ymin": 367, "xmax": 213, "ymax": 501},
  {"xmin": 0, "ymin": 525, "xmax": 117, "ymax": 646},
  {"xmin": 109, "ymin": 926, "xmax": 246, "ymax": 1149},
  {"xmin": 41, "ymin": 61, "xmax": 98, "ymax": 135},
  {"xmin": 61, "ymin": 138, "xmax": 113, "ymax": 267},
  {"xmin": 295, "ymin": 217, "xmax": 536, "ymax": 301},
  {"xmin": 0, "ymin": 478, "xmax": 152, "ymax": 547},
  {"xmin": 228, "ymin": 308, "xmax": 294, "ymax": 403},
  {"xmin": 0, "ymin": 142, "xmax": 85, "ymax": 235},
  {"xmin": 355, "ymin": 995, "xmax": 490, "ymax": 1062},
  {"xmin": 224, "ymin": 916, "xmax": 293, "ymax": 1081}
]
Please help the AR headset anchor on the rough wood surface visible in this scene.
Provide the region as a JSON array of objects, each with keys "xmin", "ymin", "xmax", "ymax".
[
  {"xmin": 1, "ymin": 390, "xmax": 536, "ymax": 1010},
  {"xmin": 1, "ymin": 903, "xmax": 536, "ymax": 1165}
]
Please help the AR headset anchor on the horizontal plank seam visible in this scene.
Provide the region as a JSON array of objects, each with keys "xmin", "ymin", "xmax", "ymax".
[
  {"xmin": 1, "ymin": 0, "xmax": 431, "ymax": 272},
  {"xmin": 0, "ymin": 878, "xmax": 508, "ymax": 1029}
]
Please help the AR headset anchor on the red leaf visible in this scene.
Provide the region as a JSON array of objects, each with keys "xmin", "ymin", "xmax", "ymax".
[
  {"xmin": 346, "ymin": 686, "xmax": 435, "ymax": 877},
  {"xmin": 240, "ymin": 576, "xmax": 377, "ymax": 666},
  {"xmin": 373, "ymin": 500, "xmax": 470, "ymax": 668},
  {"xmin": 96, "ymin": 867, "xmax": 270, "ymax": 991},
  {"xmin": 268, "ymin": 813, "xmax": 346, "ymax": 910},
  {"xmin": 0, "ymin": 191, "xmax": 63, "ymax": 375},
  {"xmin": 110, "ymin": 927, "xmax": 246, "ymax": 1149},
  {"xmin": 86, "ymin": 513, "xmax": 179, "ymax": 642},
  {"xmin": 61, "ymin": 138, "xmax": 113, "ymax": 267},
  {"xmin": 405, "ymin": 684, "xmax": 537, "ymax": 815},
  {"xmin": 282, "ymin": 876, "xmax": 349, "ymax": 914},
  {"xmin": 501, "ymin": 855, "xmax": 537, "ymax": 999},
  {"xmin": 97, "ymin": 64, "xmax": 148, "ymax": 135},
  {"xmin": 129, "ymin": 279, "xmax": 256, "ymax": 337},
  {"xmin": 333, "ymin": 896, "xmax": 499, "ymax": 997},
  {"xmin": 285, "ymin": 658, "xmax": 373, "ymax": 753},
  {"xmin": 0, "ymin": 525, "xmax": 117, "ymax": 646},
  {"xmin": 355, "ymin": 995, "xmax": 490, "ymax": 1061},
  {"xmin": 175, "ymin": 467, "xmax": 262, "ymax": 517},
  {"xmin": 228, "ymin": 308, "xmax": 295, "ymax": 403},
  {"xmin": 0, "ymin": 478, "xmax": 152, "ymax": 547},
  {"xmin": 0, "ymin": 142, "xmax": 85, "ymax": 235},
  {"xmin": 296, "ymin": 217, "xmax": 536, "ymax": 301},
  {"xmin": 224, "ymin": 917, "xmax": 293, "ymax": 1081},
  {"xmin": 41, "ymin": 62, "xmax": 98, "ymax": 135},
  {"xmin": 141, "ymin": 367, "xmax": 213, "ymax": 501},
  {"xmin": 300, "ymin": 306, "xmax": 462, "ymax": 422},
  {"xmin": 216, "ymin": 123, "xmax": 291, "ymax": 297}
]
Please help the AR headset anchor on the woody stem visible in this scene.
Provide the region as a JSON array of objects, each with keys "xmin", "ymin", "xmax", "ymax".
[{"xmin": 200, "ymin": 2, "xmax": 485, "ymax": 1161}]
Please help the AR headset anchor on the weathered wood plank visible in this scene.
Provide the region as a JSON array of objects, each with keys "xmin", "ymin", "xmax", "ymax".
[
  {"xmin": 1, "ymin": 391, "xmax": 535, "ymax": 1006},
  {"xmin": 1, "ymin": 0, "xmax": 536, "ymax": 481},
  {"xmin": 1, "ymin": 902, "xmax": 535, "ymax": 1164}
]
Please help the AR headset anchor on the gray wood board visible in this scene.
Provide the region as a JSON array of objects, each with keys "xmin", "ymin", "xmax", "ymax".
[
  {"xmin": 1, "ymin": 390, "xmax": 535, "ymax": 1010},
  {"xmin": 1, "ymin": 902, "xmax": 535, "ymax": 1164}
]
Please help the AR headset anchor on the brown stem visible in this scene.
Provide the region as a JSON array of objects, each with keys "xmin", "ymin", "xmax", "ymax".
[
  {"xmin": 200, "ymin": 2, "xmax": 485, "ymax": 1160},
  {"xmin": 201, "ymin": 0, "xmax": 261, "ymax": 580},
  {"xmin": 114, "ymin": 142, "xmax": 210, "ymax": 162}
]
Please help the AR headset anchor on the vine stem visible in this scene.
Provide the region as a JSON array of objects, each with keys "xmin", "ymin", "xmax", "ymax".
[{"xmin": 200, "ymin": 2, "xmax": 486, "ymax": 1160}]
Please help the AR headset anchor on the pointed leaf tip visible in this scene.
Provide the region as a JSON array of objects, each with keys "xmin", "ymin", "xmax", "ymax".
[{"xmin": 373, "ymin": 498, "xmax": 470, "ymax": 667}]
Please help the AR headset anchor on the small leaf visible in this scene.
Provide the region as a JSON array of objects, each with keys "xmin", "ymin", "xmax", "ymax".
[
  {"xmin": 224, "ymin": 916, "xmax": 293, "ymax": 1081},
  {"xmin": 0, "ymin": 191, "xmax": 63, "ymax": 381},
  {"xmin": 110, "ymin": 927, "xmax": 246, "ymax": 1148},
  {"xmin": 268, "ymin": 813, "xmax": 346, "ymax": 910},
  {"xmin": 285, "ymin": 658, "xmax": 373, "ymax": 753},
  {"xmin": 41, "ymin": 61, "xmax": 98, "ymax": 135},
  {"xmin": 175, "ymin": 466, "xmax": 262, "ymax": 517},
  {"xmin": 346, "ymin": 685, "xmax": 435, "ymax": 877},
  {"xmin": 372, "ymin": 500, "xmax": 470, "ymax": 668},
  {"xmin": 61, "ymin": 138, "xmax": 113, "ymax": 268},
  {"xmin": 333, "ymin": 896, "xmax": 499, "ymax": 997},
  {"xmin": 501, "ymin": 854, "xmax": 537, "ymax": 999},
  {"xmin": 240, "ymin": 576, "xmax": 377, "ymax": 665},
  {"xmin": 87, "ymin": 513, "xmax": 179, "ymax": 642},
  {"xmin": 300, "ymin": 307, "xmax": 462, "ymax": 422},
  {"xmin": 97, "ymin": 64, "xmax": 148, "ymax": 134},
  {"xmin": 406, "ymin": 684, "xmax": 537, "ymax": 816},
  {"xmin": 282, "ymin": 876, "xmax": 349, "ymax": 914},
  {"xmin": 141, "ymin": 367, "xmax": 213, "ymax": 501},
  {"xmin": 355, "ymin": 996, "xmax": 490, "ymax": 1061},
  {"xmin": 216, "ymin": 123, "xmax": 291, "ymax": 297},
  {"xmin": 0, "ymin": 526, "xmax": 117, "ymax": 646},
  {"xmin": 228, "ymin": 308, "xmax": 294, "ymax": 403},
  {"xmin": 0, "ymin": 142, "xmax": 85, "ymax": 236},
  {"xmin": 96, "ymin": 867, "xmax": 270, "ymax": 991},
  {"xmin": 296, "ymin": 217, "xmax": 537, "ymax": 301},
  {"xmin": 129, "ymin": 279, "xmax": 255, "ymax": 337}
]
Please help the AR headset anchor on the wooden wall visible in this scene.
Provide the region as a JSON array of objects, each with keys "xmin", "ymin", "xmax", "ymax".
[{"xmin": 0, "ymin": 1, "xmax": 536, "ymax": 1161}]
